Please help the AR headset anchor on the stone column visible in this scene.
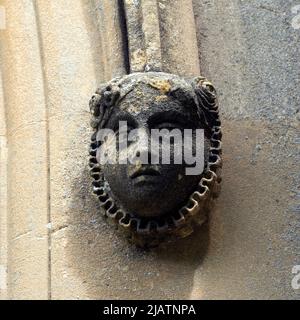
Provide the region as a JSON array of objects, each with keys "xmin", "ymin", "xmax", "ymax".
[
  {"xmin": 0, "ymin": 0, "xmax": 50, "ymax": 299},
  {"xmin": 124, "ymin": 0, "xmax": 200, "ymax": 76}
]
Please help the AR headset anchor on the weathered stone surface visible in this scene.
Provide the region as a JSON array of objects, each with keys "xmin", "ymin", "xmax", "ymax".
[
  {"xmin": 89, "ymin": 72, "xmax": 221, "ymax": 247},
  {"xmin": 93, "ymin": 0, "xmax": 128, "ymax": 79},
  {"xmin": 192, "ymin": 0, "xmax": 300, "ymax": 299},
  {"xmin": 0, "ymin": 66, "xmax": 8, "ymax": 300},
  {"xmin": 34, "ymin": 0, "xmax": 110, "ymax": 299},
  {"xmin": 0, "ymin": 0, "xmax": 49, "ymax": 299},
  {"xmin": 0, "ymin": 0, "xmax": 299, "ymax": 299},
  {"xmin": 124, "ymin": 0, "xmax": 200, "ymax": 76},
  {"xmin": 159, "ymin": 0, "xmax": 201, "ymax": 76}
]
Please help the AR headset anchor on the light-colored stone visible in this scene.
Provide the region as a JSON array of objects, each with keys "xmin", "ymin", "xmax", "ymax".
[
  {"xmin": 34, "ymin": 0, "xmax": 110, "ymax": 299},
  {"xmin": 93, "ymin": 0, "xmax": 128, "ymax": 79},
  {"xmin": 0, "ymin": 64, "xmax": 8, "ymax": 300},
  {"xmin": 0, "ymin": 0, "xmax": 49, "ymax": 299},
  {"xmin": 0, "ymin": 0, "xmax": 298, "ymax": 300},
  {"xmin": 158, "ymin": 0, "xmax": 201, "ymax": 76},
  {"xmin": 192, "ymin": 0, "xmax": 300, "ymax": 299}
]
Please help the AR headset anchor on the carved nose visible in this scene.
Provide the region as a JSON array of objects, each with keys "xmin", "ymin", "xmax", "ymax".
[{"xmin": 128, "ymin": 128, "xmax": 150, "ymax": 162}]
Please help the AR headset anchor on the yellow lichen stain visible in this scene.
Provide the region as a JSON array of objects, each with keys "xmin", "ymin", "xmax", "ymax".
[
  {"xmin": 132, "ymin": 49, "xmax": 147, "ymax": 70},
  {"xmin": 149, "ymin": 79, "xmax": 172, "ymax": 95},
  {"xmin": 155, "ymin": 95, "xmax": 168, "ymax": 102},
  {"xmin": 135, "ymin": 88, "xmax": 144, "ymax": 98},
  {"xmin": 196, "ymin": 76, "xmax": 214, "ymax": 92},
  {"xmin": 134, "ymin": 160, "xmax": 142, "ymax": 170}
]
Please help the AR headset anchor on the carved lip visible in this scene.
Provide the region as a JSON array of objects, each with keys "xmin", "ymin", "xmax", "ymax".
[{"xmin": 130, "ymin": 167, "xmax": 161, "ymax": 180}]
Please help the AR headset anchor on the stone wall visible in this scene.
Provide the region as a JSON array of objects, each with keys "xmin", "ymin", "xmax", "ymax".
[{"xmin": 0, "ymin": 0, "xmax": 299, "ymax": 299}]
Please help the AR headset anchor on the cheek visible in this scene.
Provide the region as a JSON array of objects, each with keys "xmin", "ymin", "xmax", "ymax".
[{"xmin": 102, "ymin": 164, "xmax": 138, "ymax": 197}]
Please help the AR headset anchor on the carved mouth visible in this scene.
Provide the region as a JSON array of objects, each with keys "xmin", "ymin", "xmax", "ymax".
[{"xmin": 130, "ymin": 167, "xmax": 161, "ymax": 179}]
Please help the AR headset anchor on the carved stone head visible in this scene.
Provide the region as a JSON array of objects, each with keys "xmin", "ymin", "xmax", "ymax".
[{"xmin": 89, "ymin": 72, "xmax": 222, "ymax": 247}]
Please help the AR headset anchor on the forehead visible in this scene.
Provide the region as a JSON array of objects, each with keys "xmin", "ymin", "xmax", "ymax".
[{"xmin": 113, "ymin": 87, "xmax": 197, "ymax": 121}]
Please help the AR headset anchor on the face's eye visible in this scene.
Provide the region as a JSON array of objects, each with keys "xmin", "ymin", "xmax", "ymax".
[
  {"xmin": 152, "ymin": 122, "xmax": 184, "ymax": 131},
  {"xmin": 148, "ymin": 110, "xmax": 195, "ymax": 131}
]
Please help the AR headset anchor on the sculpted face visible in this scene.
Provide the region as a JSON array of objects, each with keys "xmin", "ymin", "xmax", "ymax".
[
  {"xmin": 89, "ymin": 72, "xmax": 222, "ymax": 246},
  {"xmin": 100, "ymin": 87, "xmax": 207, "ymax": 218}
]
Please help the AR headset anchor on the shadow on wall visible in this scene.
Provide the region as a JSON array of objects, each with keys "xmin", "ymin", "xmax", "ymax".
[{"xmin": 67, "ymin": 165, "xmax": 210, "ymax": 299}]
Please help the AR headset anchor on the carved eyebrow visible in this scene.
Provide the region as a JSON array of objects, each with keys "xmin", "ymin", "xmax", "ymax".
[
  {"xmin": 109, "ymin": 111, "xmax": 137, "ymax": 131},
  {"xmin": 148, "ymin": 110, "xmax": 193, "ymax": 127}
]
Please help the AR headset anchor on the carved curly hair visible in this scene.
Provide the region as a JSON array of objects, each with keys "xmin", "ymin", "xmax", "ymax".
[{"xmin": 89, "ymin": 72, "xmax": 220, "ymax": 136}]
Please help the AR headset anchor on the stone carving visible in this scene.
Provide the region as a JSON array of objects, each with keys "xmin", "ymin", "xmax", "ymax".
[{"xmin": 89, "ymin": 72, "xmax": 222, "ymax": 247}]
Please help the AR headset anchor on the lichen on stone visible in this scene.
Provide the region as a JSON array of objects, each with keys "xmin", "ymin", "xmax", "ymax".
[{"xmin": 149, "ymin": 79, "xmax": 172, "ymax": 94}]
